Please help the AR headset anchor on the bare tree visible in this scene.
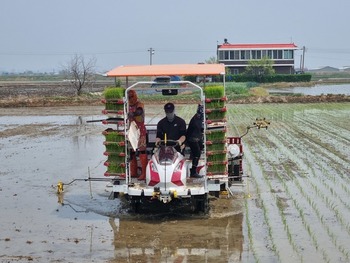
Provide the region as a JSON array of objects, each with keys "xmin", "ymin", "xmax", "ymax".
[
  {"xmin": 205, "ymin": 56, "xmax": 218, "ymax": 64},
  {"xmin": 65, "ymin": 54, "xmax": 96, "ymax": 96}
]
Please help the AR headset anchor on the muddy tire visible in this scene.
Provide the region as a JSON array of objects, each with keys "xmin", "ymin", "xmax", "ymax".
[
  {"xmin": 130, "ymin": 199, "xmax": 141, "ymax": 213},
  {"xmin": 193, "ymin": 194, "xmax": 209, "ymax": 214}
]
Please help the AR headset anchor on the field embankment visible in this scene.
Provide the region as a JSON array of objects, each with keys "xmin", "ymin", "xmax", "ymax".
[{"xmin": 1, "ymin": 81, "xmax": 350, "ymax": 107}]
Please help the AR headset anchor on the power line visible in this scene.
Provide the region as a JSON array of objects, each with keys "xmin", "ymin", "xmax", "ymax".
[{"xmin": 0, "ymin": 48, "xmax": 214, "ymax": 56}]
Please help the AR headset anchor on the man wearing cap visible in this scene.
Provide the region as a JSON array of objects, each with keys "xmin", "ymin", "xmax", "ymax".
[{"xmin": 155, "ymin": 102, "xmax": 186, "ymax": 153}]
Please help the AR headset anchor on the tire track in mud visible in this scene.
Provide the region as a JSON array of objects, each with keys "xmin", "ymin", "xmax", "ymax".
[{"xmin": 229, "ymin": 103, "xmax": 350, "ymax": 263}]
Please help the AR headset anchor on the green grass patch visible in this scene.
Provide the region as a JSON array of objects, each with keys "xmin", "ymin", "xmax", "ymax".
[{"xmin": 250, "ymin": 87, "xmax": 269, "ymax": 96}]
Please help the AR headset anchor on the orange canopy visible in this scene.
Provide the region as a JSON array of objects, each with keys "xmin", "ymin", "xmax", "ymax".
[{"xmin": 106, "ymin": 64, "xmax": 226, "ymax": 77}]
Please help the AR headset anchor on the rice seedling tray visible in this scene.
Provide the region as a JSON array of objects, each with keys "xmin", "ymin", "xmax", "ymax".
[
  {"xmin": 104, "ymin": 161, "xmax": 126, "ymax": 174},
  {"xmin": 104, "ymin": 141, "xmax": 126, "ymax": 152},
  {"xmin": 103, "ymin": 129, "xmax": 126, "ymax": 142},
  {"xmin": 206, "ymin": 130, "xmax": 226, "ymax": 141},
  {"xmin": 104, "ymin": 172, "xmax": 126, "ymax": 177},
  {"xmin": 102, "ymin": 109, "xmax": 124, "ymax": 115},
  {"xmin": 207, "ymin": 153, "xmax": 227, "ymax": 163}
]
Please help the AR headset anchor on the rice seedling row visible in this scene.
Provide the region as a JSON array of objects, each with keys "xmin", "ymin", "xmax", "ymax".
[
  {"xmin": 273, "ymin": 122, "xmax": 350, "ymax": 208},
  {"xmin": 228, "ymin": 103, "xmax": 350, "ymax": 262},
  {"xmin": 275, "ymin": 120, "xmax": 350, "ymax": 197},
  {"xmin": 246, "ymin": 132, "xmax": 340, "ymax": 262},
  {"xmin": 244, "ymin": 144, "xmax": 302, "ymax": 262},
  {"xmin": 242, "ymin": 157, "xmax": 281, "ymax": 262},
  {"xmin": 262, "ymin": 110, "xmax": 350, "ymax": 233},
  {"xmin": 246, "ymin": 133, "xmax": 332, "ymax": 261}
]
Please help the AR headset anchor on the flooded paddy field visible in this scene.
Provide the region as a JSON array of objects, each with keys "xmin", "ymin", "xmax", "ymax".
[
  {"xmin": 0, "ymin": 103, "xmax": 349, "ymax": 262},
  {"xmin": 228, "ymin": 102, "xmax": 350, "ymax": 263}
]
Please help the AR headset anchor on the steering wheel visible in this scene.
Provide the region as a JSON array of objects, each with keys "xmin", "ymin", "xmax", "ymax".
[{"xmin": 155, "ymin": 139, "xmax": 179, "ymax": 147}]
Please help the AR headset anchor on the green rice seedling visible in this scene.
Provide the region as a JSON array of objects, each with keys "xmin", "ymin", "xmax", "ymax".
[
  {"xmin": 105, "ymin": 142, "xmax": 124, "ymax": 152},
  {"xmin": 105, "ymin": 103, "xmax": 124, "ymax": 111},
  {"xmin": 104, "ymin": 130, "xmax": 125, "ymax": 142},
  {"xmin": 206, "ymin": 108, "xmax": 227, "ymax": 120},
  {"xmin": 104, "ymin": 87, "xmax": 125, "ymax": 99},
  {"xmin": 205, "ymin": 100, "xmax": 225, "ymax": 109},
  {"xmin": 204, "ymin": 85, "xmax": 225, "ymax": 98},
  {"xmin": 204, "ymin": 85, "xmax": 226, "ymax": 109},
  {"xmin": 107, "ymin": 153, "xmax": 125, "ymax": 163},
  {"xmin": 206, "ymin": 130, "xmax": 226, "ymax": 141},
  {"xmin": 207, "ymin": 153, "xmax": 227, "ymax": 163},
  {"xmin": 207, "ymin": 163, "xmax": 227, "ymax": 173},
  {"xmin": 104, "ymin": 87, "xmax": 125, "ymax": 111},
  {"xmin": 106, "ymin": 163, "xmax": 126, "ymax": 174},
  {"xmin": 206, "ymin": 142, "xmax": 225, "ymax": 152}
]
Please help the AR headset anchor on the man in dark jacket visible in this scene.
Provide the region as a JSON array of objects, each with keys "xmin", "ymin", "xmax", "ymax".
[
  {"xmin": 186, "ymin": 104, "xmax": 204, "ymax": 178},
  {"xmin": 155, "ymin": 102, "xmax": 186, "ymax": 153}
]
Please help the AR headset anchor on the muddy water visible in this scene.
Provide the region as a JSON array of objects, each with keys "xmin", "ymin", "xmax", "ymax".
[{"xmin": 0, "ymin": 106, "xmax": 245, "ymax": 263}]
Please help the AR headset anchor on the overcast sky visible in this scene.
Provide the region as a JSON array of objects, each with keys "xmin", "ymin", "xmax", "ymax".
[{"xmin": 1, "ymin": 0, "xmax": 350, "ymax": 72}]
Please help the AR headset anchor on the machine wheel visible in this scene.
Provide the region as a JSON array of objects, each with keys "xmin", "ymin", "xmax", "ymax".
[
  {"xmin": 193, "ymin": 194, "xmax": 209, "ymax": 214},
  {"xmin": 131, "ymin": 199, "xmax": 141, "ymax": 213}
]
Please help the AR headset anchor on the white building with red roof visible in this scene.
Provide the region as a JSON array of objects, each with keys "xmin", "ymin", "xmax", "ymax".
[{"xmin": 217, "ymin": 39, "xmax": 299, "ymax": 74}]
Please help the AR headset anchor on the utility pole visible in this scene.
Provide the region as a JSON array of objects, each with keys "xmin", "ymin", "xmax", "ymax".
[
  {"xmin": 148, "ymin": 48, "xmax": 155, "ymax": 65},
  {"xmin": 301, "ymin": 46, "xmax": 305, "ymax": 73}
]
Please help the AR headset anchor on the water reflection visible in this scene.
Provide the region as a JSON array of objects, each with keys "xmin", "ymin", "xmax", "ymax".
[
  {"xmin": 108, "ymin": 214, "xmax": 243, "ymax": 263},
  {"xmin": 267, "ymin": 83, "xmax": 350, "ymax": 95}
]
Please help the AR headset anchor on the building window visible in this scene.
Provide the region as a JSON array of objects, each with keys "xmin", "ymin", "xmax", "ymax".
[
  {"xmin": 229, "ymin": 51, "xmax": 235, "ymax": 60},
  {"xmin": 251, "ymin": 50, "xmax": 256, "ymax": 59},
  {"xmin": 234, "ymin": 50, "xmax": 239, "ymax": 60},
  {"xmin": 218, "ymin": 51, "xmax": 224, "ymax": 60},
  {"xmin": 262, "ymin": 50, "xmax": 267, "ymax": 58},
  {"xmin": 257, "ymin": 50, "xmax": 261, "ymax": 59},
  {"xmin": 233, "ymin": 69, "xmax": 239, "ymax": 75},
  {"xmin": 245, "ymin": 50, "xmax": 250, "ymax": 59},
  {"xmin": 240, "ymin": 50, "xmax": 245, "ymax": 60},
  {"xmin": 224, "ymin": 51, "xmax": 229, "ymax": 60},
  {"xmin": 273, "ymin": 50, "xmax": 278, "ymax": 59},
  {"xmin": 277, "ymin": 50, "xmax": 283, "ymax": 59},
  {"xmin": 284, "ymin": 50, "xmax": 293, "ymax": 59},
  {"xmin": 267, "ymin": 50, "xmax": 272, "ymax": 59}
]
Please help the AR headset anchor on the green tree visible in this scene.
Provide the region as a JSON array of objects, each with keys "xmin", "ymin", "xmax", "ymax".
[{"xmin": 244, "ymin": 56, "xmax": 275, "ymax": 81}]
